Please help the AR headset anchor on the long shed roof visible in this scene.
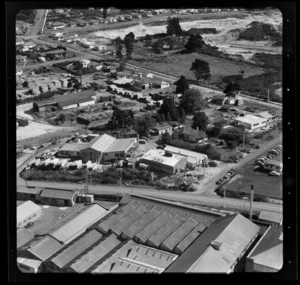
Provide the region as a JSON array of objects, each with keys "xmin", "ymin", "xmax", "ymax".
[{"xmin": 39, "ymin": 188, "xmax": 76, "ymax": 200}]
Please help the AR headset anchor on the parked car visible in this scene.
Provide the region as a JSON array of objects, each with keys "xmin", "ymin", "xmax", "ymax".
[{"xmin": 269, "ymin": 171, "xmax": 280, "ymax": 176}]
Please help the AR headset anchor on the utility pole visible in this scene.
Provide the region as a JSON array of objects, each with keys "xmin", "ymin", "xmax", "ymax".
[
  {"xmin": 267, "ymin": 89, "xmax": 270, "ymax": 102},
  {"xmin": 238, "ymin": 179, "xmax": 241, "ymax": 195},
  {"xmin": 223, "ymin": 186, "xmax": 226, "ymax": 209},
  {"xmin": 243, "ymin": 130, "xmax": 245, "ymax": 148},
  {"xmin": 119, "ymin": 177, "xmax": 122, "ymax": 201},
  {"xmin": 250, "ymin": 184, "xmax": 254, "ymax": 221}
]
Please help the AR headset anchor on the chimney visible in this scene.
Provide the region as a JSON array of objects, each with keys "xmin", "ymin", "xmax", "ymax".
[
  {"xmin": 211, "ymin": 240, "xmax": 222, "ymax": 251},
  {"xmin": 250, "ymin": 184, "xmax": 254, "ymax": 221}
]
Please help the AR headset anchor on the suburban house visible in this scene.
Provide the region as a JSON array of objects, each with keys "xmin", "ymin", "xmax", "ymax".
[
  {"xmin": 17, "ymin": 201, "xmax": 42, "ymax": 228},
  {"xmin": 139, "ymin": 149, "xmax": 187, "ymax": 175},
  {"xmin": 81, "ymin": 59, "xmax": 91, "ymax": 67},
  {"xmin": 263, "ymin": 159, "xmax": 283, "ymax": 173},
  {"xmin": 150, "ymin": 124, "xmax": 173, "ymax": 136},
  {"xmin": 181, "ymin": 127, "xmax": 207, "ymax": 143},
  {"xmin": 164, "ymin": 145, "xmax": 208, "ymax": 168},
  {"xmin": 235, "ymin": 114, "xmax": 268, "ymax": 132},
  {"xmin": 222, "ymin": 95, "xmax": 244, "ymax": 106},
  {"xmin": 33, "ymin": 90, "xmax": 97, "ymax": 112}
]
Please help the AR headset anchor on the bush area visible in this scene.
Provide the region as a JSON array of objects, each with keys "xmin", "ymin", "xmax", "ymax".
[
  {"xmin": 16, "ymin": 9, "xmax": 36, "ymax": 23},
  {"xmin": 215, "ymin": 187, "xmax": 268, "ymax": 202},
  {"xmin": 183, "ymin": 28, "xmax": 219, "ymax": 35},
  {"xmin": 20, "ymin": 167, "xmax": 154, "ymax": 185}
]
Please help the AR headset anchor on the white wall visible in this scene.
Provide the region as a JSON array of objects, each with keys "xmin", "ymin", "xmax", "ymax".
[{"xmin": 79, "ymin": 100, "xmax": 95, "ymax": 107}]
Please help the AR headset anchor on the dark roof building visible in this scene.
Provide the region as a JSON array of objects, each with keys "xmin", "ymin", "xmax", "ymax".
[
  {"xmin": 39, "ymin": 188, "xmax": 77, "ymax": 207},
  {"xmin": 246, "ymin": 225, "xmax": 283, "ymax": 272}
]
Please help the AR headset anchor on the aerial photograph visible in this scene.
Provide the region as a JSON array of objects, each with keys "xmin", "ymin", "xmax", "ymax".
[{"xmin": 14, "ymin": 5, "xmax": 288, "ymax": 275}]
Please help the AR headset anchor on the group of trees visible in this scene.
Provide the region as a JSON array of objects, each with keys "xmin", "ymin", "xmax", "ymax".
[
  {"xmin": 107, "ymin": 107, "xmax": 135, "ymax": 130},
  {"xmin": 115, "ymin": 32, "xmax": 135, "ymax": 61},
  {"xmin": 185, "ymin": 34, "xmax": 205, "ymax": 53}
]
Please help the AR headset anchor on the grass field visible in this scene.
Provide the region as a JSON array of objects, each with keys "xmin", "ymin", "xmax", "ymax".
[{"xmin": 130, "ymin": 48, "xmax": 265, "ymax": 85}]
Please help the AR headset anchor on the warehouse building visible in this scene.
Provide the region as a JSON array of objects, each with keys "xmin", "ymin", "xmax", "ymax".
[
  {"xmin": 17, "ymin": 186, "xmax": 43, "ymax": 202},
  {"xmin": 139, "ymin": 149, "xmax": 188, "ymax": 175},
  {"xmin": 33, "ymin": 90, "xmax": 96, "ymax": 112},
  {"xmin": 246, "ymin": 225, "xmax": 283, "ymax": 272},
  {"xmin": 39, "ymin": 188, "xmax": 77, "ymax": 207},
  {"xmin": 165, "ymin": 213, "xmax": 260, "ymax": 273},
  {"xmin": 17, "ymin": 201, "xmax": 42, "ymax": 228},
  {"xmin": 164, "ymin": 145, "xmax": 208, "ymax": 168}
]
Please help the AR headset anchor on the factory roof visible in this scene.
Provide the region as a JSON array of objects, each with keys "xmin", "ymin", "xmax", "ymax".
[
  {"xmin": 17, "ymin": 228, "xmax": 35, "ymax": 249},
  {"xmin": 88, "ymin": 134, "xmax": 115, "ymax": 152},
  {"xmin": 246, "ymin": 225, "xmax": 283, "ymax": 271},
  {"xmin": 258, "ymin": 211, "xmax": 282, "ymax": 224},
  {"xmin": 17, "ymin": 201, "xmax": 42, "ymax": 224},
  {"xmin": 104, "ymin": 138, "xmax": 136, "ymax": 153},
  {"xmin": 27, "ymin": 236, "xmax": 64, "ymax": 261},
  {"xmin": 49, "ymin": 204, "xmax": 107, "ymax": 244},
  {"xmin": 39, "ymin": 188, "xmax": 76, "ymax": 200},
  {"xmin": 17, "ymin": 186, "xmax": 43, "ymax": 195},
  {"xmin": 51, "ymin": 229, "xmax": 103, "ymax": 268},
  {"xmin": 141, "ymin": 149, "xmax": 187, "ymax": 167},
  {"xmin": 255, "ymin": 111, "xmax": 274, "ymax": 119},
  {"xmin": 59, "ymin": 143, "xmax": 89, "ymax": 152},
  {"xmin": 164, "ymin": 145, "xmax": 208, "ymax": 163},
  {"xmin": 166, "ymin": 213, "xmax": 260, "ymax": 273}
]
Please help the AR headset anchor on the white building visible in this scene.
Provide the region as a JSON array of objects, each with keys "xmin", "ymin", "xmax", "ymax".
[
  {"xmin": 235, "ymin": 114, "xmax": 268, "ymax": 132},
  {"xmin": 81, "ymin": 59, "xmax": 91, "ymax": 68},
  {"xmin": 139, "ymin": 149, "xmax": 187, "ymax": 175},
  {"xmin": 17, "ymin": 201, "xmax": 42, "ymax": 228},
  {"xmin": 164, "ymin": 145, "xmax": 208, "ymax": 168}
]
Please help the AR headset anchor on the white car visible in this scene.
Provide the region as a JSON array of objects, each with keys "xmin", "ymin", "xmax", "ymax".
[{"xmin": 270, "ymin": 171, "xmax": 280, "ymax": 176}]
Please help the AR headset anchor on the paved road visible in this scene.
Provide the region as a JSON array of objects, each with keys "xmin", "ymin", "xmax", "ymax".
[{"xmin": 25, "ymin": 10, "xmax": 48, "ymax": 36}]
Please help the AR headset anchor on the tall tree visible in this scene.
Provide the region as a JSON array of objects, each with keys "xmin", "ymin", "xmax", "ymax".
[
  {"xmin": 159, "ymin": 97, "xmax": 178, "ymax": 121},
  {"xmin": 160, "ymin": 113, "xmax": 165, "ymax": 122},
  {"xmin": 192, "ymin": 111, "xmax": 209, "ymax": 131},
  {"xmin": 116, "ymin": 43, "xmax": 124, "ymax": 61},
  {"xmin": 178, "ymin": 107, "xmax": 186, "ymax": 124},
  {"xmin": 134, "ymin": 114, "xmax": 155, "ymax": 137},
  {"xmin": 185, "ymin": 34, "xmax": 205, "ymax": 52},
  {"xmin": 124, "ymin": 33, "xmax": 134, "ymax": 59},
  {"xmin": 166, "ymin": 112, "xmax": 171, "ymax": 122},
  {"xmin": 190, "ymin": 59, "xmax": 211, "ymax": 82},
  {"xmin": 175, "ymin": 75, "xmax": 189, "ymax": 94},
  {"xmin": 151, "ymin": 40, "xmax": 163, "ymax": 54},
  {"xmin": 108, "ymin": 108, "xmax": 135, "ymax": 129},
  {"xmin": 180, "ymin": 88, "xmax": 205, "ymax": 114},
  {"xmin": 166, "ymin": 17, "xmax": 182, "ymax": 37},
  {"xmin": 223, "ymin": 82, "xmax": 241, "ymax": 97}
]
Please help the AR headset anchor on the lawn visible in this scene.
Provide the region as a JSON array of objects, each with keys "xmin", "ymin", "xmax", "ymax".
[{"xmin": 130, "ymin": 49, "xmax": 265, "ymax": 86}]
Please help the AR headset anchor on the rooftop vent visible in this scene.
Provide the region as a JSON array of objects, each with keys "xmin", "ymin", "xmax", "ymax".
[{"xmin": 211, "ymin": 240, "xmax": 222, "ymax": 251}]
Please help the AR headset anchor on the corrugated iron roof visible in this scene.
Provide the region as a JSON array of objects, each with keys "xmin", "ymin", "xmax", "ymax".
[
  {"xmin": 59, "ymin": 143, "xmax": 89, "ymax": 152},
  {"xmin": 258, "ymin": 211, "xmax": 282, "ymax": 224},
  {"xmin": 104, "ymin": 138, "xmax": 136, "ymax": 153},
  {"xmin": 246, "ymin": 225, "xmax": 283, "ymax": 271},
  {"xmin": 166, "ymin": 214, "xmax": 260, "ymax": 273},
  {"xmin": 39, "ymin": 188, "xmax": 76, "ymax": 200},
  {"xmin": 50, "ymin": 204, "xmax": 107, "ymax": 244},
  {"xmin": 17, "ymin": 201, "xmax": 42, "ymax": 224},
  {"xmin": 28, "ymin": 236, "xmax": 64, "ymax": 261},
  {"xmin": 88, "ymin": 134, "xmax": 115, "ymax": 152},
  {"xmin": 17, "ymin": 228, "xmax": 35, "ymax": 249},
  {"xmin": 17, "ymin": 186, "xmax": 43, "ymax": 195}
]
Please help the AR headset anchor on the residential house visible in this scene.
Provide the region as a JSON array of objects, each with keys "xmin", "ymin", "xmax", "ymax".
[
  {"xmin": 255, "ymin": 111, "xmax": 276, "ymax": 123},
  {"xmin": 150, "ymin": 124, "xmax": 173, "ymax": 136},
  {"xmin": 182, "ymin": 127, "xmax": 207, "ymax": 143}
]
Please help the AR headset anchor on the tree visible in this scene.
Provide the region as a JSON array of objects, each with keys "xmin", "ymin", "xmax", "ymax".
[
  {"xmin": 117, "ymin": 61, "xmax": 125, "ymax": 71},
  {"xmin": 161, "ymin": 132, "xmax": 171, "ymax": 144},
  {"xmin": 124, "ymin": 33, "xmax": 134, "ymax": 59},
  {"xmin": 175, "ymin": 75, "xmax": 189, "ymax": 94},
  {"xmin": 185, "ymin": 34, "xmax": 205, "ymax": 52},
  {"xmin": 164, "ymin": 35, "xmax": 179, "ymax": 50},
  {"xmin": 190, "ymin": 59, "xmax": 211, "ymax": 82},
  {"xmin": 159, "ymin": 97, "xmax": 178, "ymax": 121},
  {"xmin": 160, "ymin": 113, "xmax": 165, "ymax": 122},
  {"xmin": 166, "ymin": 112, "xmax": 171, "ymax": 121},
  {"xmin": 115, "ymin": 39, "xmax": 124, "ymax": 61},
  {"xmin": 192, "ymin": 111, "xmax": 209, "ymax": 131},
  {"xmin": 151, "ymin": 40, "xmax": 163, "ymax": 54},
  {"xmin": 22, "ymin": 81, "xmax": 28, "ymax": 88},
  {"xmin": 218, "ymin": 127, "xmax": 249, "ymax": 145},
  {"xmin": 180, "ymin": 88, "xmax": 205, "ymax": 114},
  {"xmin": 166, "ymin": 17, "xmax": 182, "ymax": 37},
  {"xmin": 108, "ymin": 108, "xmax": 135, "ymax": 130},
  {"xmin": 134, "ymin": 114, "xmax": 155, "ymax": 137},
  {"xmin": 223, "ymin": 82, "xmax": 241, "ymax": 97},
  {"xmin": 178, "ymin": 107, "xmax": 186, "ymax": 124}
]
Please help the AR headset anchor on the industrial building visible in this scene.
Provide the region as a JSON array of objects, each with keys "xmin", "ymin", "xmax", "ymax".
[
  {"xmin": 17, "ymin": 194, "xmax": 266, "ymax": 274},
  {"xmin": 39, "ymin": 188, "xmax": 77, "ymax": 207},
  {"xmin": 17, "ymin": 201, "xmax": 42, "ymax": 228},
  {"xmin": 57, "ymin": 134, "xmax": 138, "ymax": 163},
  {"xmin": 139, "ymin": 149, "xmax": 188, "ymax": 175},
  {"xmin": 164, "ymin": 145, "xmax": 208, "ymax": 168},
  {"xmin": 246, "ymin": 225, "xmax": 283, "ymax": 272},
  {"xmin": 17, "ymin": 186, "xmax": 43, "ymax": 202},
  {"xmin": 165, "ymin": 213, "xmax": 260, "ymax": 273},
  {"xmin": 235, "ymin": 114, "xmax": 268, "ymax": 132},
  {"xmin": 33, "ymin": 90, "xmax": 96, "ymax": 112}
]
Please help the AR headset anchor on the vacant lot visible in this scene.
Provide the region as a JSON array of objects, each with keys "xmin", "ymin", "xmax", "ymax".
[{"xmin": 130, "ymin": 51, "xmax": 265, "ymax": 86}]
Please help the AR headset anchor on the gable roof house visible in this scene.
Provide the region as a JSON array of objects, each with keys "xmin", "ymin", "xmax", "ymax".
[{"xmin": 181, "ymin": 127, "xmax": 207, "ymax": 143}]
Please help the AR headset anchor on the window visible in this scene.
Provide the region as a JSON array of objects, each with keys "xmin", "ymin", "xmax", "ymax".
[
  {"xmin": 253, "ymin": 123, "xmax": 259, "ymax": 127},
  {"xmin": 18, "ymin": 263, "xmax": 31, "ymax": 271}
]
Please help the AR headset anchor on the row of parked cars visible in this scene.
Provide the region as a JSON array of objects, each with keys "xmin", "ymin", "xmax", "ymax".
[
  {"xmin": 254, "ymin": 144, "xmax": 282, "ymax": 167},
  {"xmin": 216, "ymin": 168, "xmax": 236, "ymax": 185}
]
